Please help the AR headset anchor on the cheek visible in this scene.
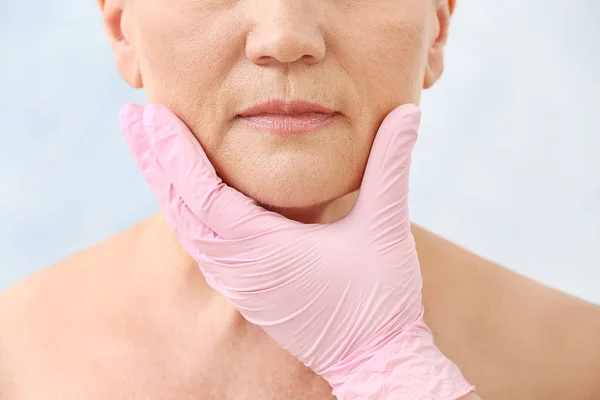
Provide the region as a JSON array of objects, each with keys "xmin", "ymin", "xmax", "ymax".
[
  {"xmin": 137, "ymin": 31, "xmax": 216, "ymax": 101},
  {"xmin": 126, "ymin": 3, "xmax": 431, "ymax": 208},
  {"xmin": 338, "ymin": 18, "xmax": 429, "ymax": 166},
  {"xmin": 132, "ymin": 9, "xmax": 235, "ymax": 147},
  {"xmin": 362, "ymin": 22, "xmax": 428, "ymax": 113}
]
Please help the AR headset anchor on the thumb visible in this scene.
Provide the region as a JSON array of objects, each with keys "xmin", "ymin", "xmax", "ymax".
[
  {"xmin": 351, "ymin": 103, "xmax": 421, "ymax": 224},
  {"xmin": 143, "ymin": 104, "xmax": 289, "ymax": 239}
]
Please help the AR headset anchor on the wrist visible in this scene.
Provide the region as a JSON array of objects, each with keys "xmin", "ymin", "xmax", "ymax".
[{"xmin": 324, "ymin": 311, "xmax": 475, "ymax": 399}]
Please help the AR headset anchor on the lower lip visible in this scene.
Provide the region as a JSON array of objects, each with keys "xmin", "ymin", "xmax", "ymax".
[{"xmin": 238, "ymin": 113, "xmax": 339, "ymax": 134}]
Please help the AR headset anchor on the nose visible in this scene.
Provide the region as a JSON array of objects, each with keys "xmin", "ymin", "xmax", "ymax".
[{"xmin": 245, "ymin": 1, "xmax": 326, "ymax": 66}]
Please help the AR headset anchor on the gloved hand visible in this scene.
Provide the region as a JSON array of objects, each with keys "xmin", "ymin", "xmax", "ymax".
[{"xmin": 119, "ymin": 103, "xmax": 475, "ymax": 399}]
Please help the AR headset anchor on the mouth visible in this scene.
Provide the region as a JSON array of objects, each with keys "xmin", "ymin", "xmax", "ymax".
[{"xmin": 237, "ymin": 99, "xmax": 341, "ymax": 135}]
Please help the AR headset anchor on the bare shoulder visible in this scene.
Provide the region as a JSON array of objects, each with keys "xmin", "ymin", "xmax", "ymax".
[
  {"xmin": 413, "ymin": 225, "xmax": 600, "ymax": 399},
  {"xmin": 0, "ymin": 215, "xmax": 147, "ymax": 329},
  {"xmin": 0, "ymin": 215, "xmax": 189, "ymax": 398},
  {"xmin": 0, "ymin": 213, "xmax": 333, "ymax": 400}
]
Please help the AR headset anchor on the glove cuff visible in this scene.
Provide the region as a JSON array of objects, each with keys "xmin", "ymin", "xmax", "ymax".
[{"xmin": 323, "ymin": 311, "xmax": 475, "ymax": 399}]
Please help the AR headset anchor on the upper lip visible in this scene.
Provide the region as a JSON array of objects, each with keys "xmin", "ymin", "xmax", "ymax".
[{"xmin": 239, "ymin": 99, "xmax": 337, "ymax": 116}]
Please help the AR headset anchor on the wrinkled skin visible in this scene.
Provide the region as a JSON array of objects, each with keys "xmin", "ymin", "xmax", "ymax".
[
  {"xmin": 0, "ymin": 0, "xmax": 599, "ymax": 399},
  {"xmin": 107, "ymin": 0, "xmax": 451, "ymax": 216}
]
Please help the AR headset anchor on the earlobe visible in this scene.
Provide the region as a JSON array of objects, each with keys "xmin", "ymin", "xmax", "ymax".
[
  {"xmin": 100, "ymin": 1, "xmax": 143, "ymax": 88},
  {"xmin": 422, "ymin": 1, "xmax": 453, "ymax": 90},
  {"xmin": 423, "ymin": 48, "xmax": 444, "ymax": 89}
]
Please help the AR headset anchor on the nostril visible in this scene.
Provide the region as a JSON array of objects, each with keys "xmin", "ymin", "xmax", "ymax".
[{"xmin": 246, "ymin": 28, "xmax": 326, "ymax": 65}]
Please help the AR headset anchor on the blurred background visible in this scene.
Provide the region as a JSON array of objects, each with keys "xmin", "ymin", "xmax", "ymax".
[{"xmin": 1, "ymin": 1, "xmax": 598, "ymax": 302}]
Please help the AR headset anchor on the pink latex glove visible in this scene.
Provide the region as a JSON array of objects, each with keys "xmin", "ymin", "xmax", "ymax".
[{"xmin": 120, "ymin": 103, "xmax": 475, "ymax": 399}]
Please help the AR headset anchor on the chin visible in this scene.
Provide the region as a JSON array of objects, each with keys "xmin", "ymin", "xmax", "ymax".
[
  {"xmin": 241, "ymin": 178, "xmax": 351, "ymax": 210},
  {"xmin": 211, "ymin": 129, "xmax": 367, "ymax": 211},
  {"xmin": 223, "ymin": 167, "xmax": 358, "ymax": 210}
]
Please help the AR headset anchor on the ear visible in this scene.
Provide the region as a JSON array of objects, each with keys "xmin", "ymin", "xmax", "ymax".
[
  {"xmin": 97, "ymin": 0, "xmax": 143, "ymax": 88},
  {"xmin": 423, "ymin": 0, "xmax": 455, "ymax": 89}
]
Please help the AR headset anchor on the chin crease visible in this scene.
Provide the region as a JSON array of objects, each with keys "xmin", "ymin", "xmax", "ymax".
[{"xmin": 257, "ymin": 190, "xmax": 359, "ymax": 224}]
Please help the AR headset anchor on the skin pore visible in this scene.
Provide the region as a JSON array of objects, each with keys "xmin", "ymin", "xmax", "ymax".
[{"xmin": 0, "ymin": 0, "xmax": 599, "ymax": 399}]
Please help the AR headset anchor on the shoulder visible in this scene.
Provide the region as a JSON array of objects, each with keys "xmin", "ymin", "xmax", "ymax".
[
  {"xmin": 0, "ymin": 213, "xmax": 161, "ymax": 327},
  {"xmin": 0, "ymin": 217, "xmax": 153, "ymax": 396},
  {"xmin": 0, "ymin": 213, "xmax": 161, "ymax": 307},
  {"xmin": 413, "ymin": 224, "xmax": 600, "ymax": 399},
  {"xmin": 0, "ymin": 216, "xmax": 144, "ymax": 317},
  {"xmin": 0, "ymin": 213, "xmax": 215, "ymax": 398}
]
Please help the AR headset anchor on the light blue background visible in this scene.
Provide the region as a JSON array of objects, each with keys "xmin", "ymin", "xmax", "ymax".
[{"xmin": 1, "ymin": 1, "xmax": 599, "ymax": 303}]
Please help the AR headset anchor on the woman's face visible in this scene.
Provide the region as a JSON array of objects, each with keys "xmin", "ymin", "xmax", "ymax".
[{"xmin": 104, "ymin": 0, "xmax": 453, "ymax": 212}]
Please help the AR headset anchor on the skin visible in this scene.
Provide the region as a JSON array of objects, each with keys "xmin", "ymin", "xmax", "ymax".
[
  {"xmin": 1, "ymin": 217, "xmax": 599, "ymax": 399},
  {"xmin": 0, "ymin": 0, "xmax": 599, "ymax": 398},
  {"xmin": 109, "ymin": 0, "xmax": 449, "ymax": 215}
]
